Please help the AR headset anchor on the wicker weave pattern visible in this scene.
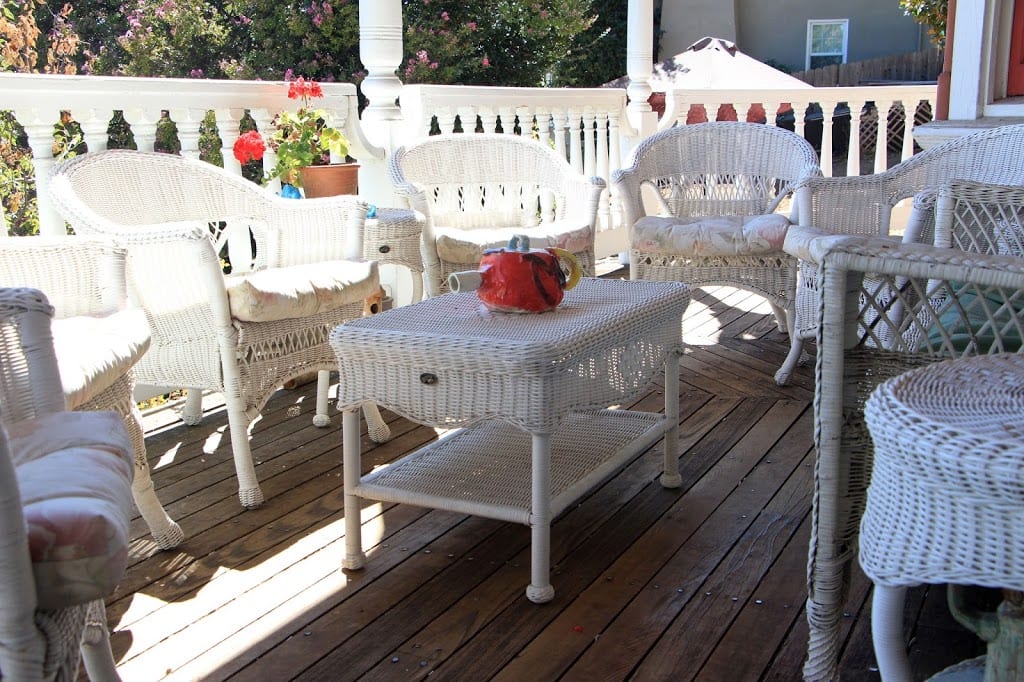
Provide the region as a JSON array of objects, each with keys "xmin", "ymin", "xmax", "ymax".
[
  {"xmin": 862, "ymin": 354, "xmax": 1024, "ymax": 588},
  {"xmin": 806, "ymin": 238, "xmax": 1024, "ymax": 680},
  {"xmin": 332, "ymin": 278, "xmax": 689, "ymax": 432},
  {"xmin": 386, "ymin": 133, "xmax": 605, "ymax": 297},
  {"xmin": 47, "ymin": 150, "xmax": 388, "ymax": 508},
  {"xmin": 780, "ymin": 123, "xmax": 1024, "ymax": 386},
  {"xmin": 613, "ymin": 122, "xmax": 820, "ymax": 345},
  {"xmin": 0, "ymin": 289, "xmax": 126, "ymax": 681}
]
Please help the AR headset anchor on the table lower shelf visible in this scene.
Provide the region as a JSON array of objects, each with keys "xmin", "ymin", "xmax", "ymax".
[{"xmin": 353, "ymin": 409, "xmax": 668, "ymax": 525}]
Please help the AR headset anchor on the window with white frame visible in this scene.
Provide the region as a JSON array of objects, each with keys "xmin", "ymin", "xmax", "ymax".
[{"xmin": 807, "ymin": 19, "xmax": 848, "ymax": 70}]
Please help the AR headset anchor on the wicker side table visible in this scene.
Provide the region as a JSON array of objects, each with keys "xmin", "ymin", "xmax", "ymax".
[
  {"xmin": 330, "ymin": 277, "xmax": 690, "ymax": 602},
  {"xmin": 861, "ymin": 354, "xmax": 1024, "ymax": 681},
  {"xmin": 363, "ymin": 207, "xmax": 425, "ymax": 302}
]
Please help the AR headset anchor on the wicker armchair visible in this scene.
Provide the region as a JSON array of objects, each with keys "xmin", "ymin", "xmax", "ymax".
[
  {"xmin": 612, "ymin": 122, "xmax": 821, "ymax": 336},
  {"xmin": 778, "ymin": 123, "xmax": 1024, "ymax": 386},
  {"xmin": 48, "ymin": 150, "xmax": 390, "ymax": 509},
  {"xmin": 387, "ymin": 133, "xmax": 606, "ymax": 297},
  {"xmin": 806, "ymin": 230, "xmax": 1024, "ymax": 680},
  {"xmin": 0, "ymin": 236, "xmax": 183, "ymax": 550},
  {"xmin": 0, "ymin": 287, "xmax": 134, "ymax": 681}
]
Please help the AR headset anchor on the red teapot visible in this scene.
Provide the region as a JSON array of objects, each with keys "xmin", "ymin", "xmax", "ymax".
[{"xmin": 448, "ymin": 235, "xmax": 582, "ymax": 313}]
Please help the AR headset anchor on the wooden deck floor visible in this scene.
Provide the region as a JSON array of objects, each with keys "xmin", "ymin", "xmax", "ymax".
[{"xmin": 104, "ymin": 275, "xmax": 985, "ymax": 681}]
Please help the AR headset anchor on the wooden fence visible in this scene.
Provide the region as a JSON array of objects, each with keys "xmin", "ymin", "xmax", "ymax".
[{"xmin": 793, "ymin": 46, "xmax": 943, "ymax": 87}]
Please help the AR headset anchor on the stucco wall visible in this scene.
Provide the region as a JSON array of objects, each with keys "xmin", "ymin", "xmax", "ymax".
[{"xmin": 659, "ymin": 0, "xmax": 924, "ymax": 72}]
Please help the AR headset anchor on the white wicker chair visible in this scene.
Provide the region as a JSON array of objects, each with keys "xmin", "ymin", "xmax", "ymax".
[
  {"xmin": 0, "ymin": 236, "xmax": 183, "ymax": 550},
  {"xmin": 0, "ymin": 287, "xmax": 134, "ymax": 681},
  {"xmin": 47, "ymin": 149, "xmax": 390, "ymax": 509},
  {"xmin": 386, "ymin": 133, "xmax": 606, "ymax": 297},
  {"xmin": 778, "ymin": 123, "xmax": 1024, "ymax": 386},
  {"xmin": 806, "ymin": 229, "xmax": 1024, "ymax": 680},
  {"xmin": 612, "ymin": 121, "xmax": 821, "ymax": 336}
]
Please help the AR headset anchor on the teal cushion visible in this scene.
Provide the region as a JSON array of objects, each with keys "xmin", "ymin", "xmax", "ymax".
[{"xmin": 925, "ymin": 282, "xmax": 1024, "ymax": 353}]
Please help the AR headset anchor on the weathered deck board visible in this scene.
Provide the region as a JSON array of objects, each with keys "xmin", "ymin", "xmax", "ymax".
[{"xmin": 95, "ymin": 279, "xmax": 985, "ymax": 681}]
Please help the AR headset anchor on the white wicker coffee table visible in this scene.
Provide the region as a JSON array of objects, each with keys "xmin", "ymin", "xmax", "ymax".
[{"xmin": 330, "ymin": 277, "xmax": 690, "ymax": 602}]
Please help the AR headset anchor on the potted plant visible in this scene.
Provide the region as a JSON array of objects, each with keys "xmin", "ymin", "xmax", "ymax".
[{"xmin": 232, "ymin": 76, "xmax": 357, "ymax": 197}]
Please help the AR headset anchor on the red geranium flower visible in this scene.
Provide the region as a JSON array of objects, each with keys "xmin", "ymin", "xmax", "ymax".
[
  {"xmin": 233, "ymin": 130, "xmax": 266, "ymax": 163},
  {"xmin": 287, "ymin": 76, "xmax": 324, "ymax": 102}
]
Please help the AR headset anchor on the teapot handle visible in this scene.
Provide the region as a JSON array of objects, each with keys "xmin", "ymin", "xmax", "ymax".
[{"xmin": 547, "ymin": 248, "xmax": 582, "ymax": 291}]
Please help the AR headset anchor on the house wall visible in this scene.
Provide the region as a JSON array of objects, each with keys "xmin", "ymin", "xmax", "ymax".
[
  {"xmin": 658, "ymin": 0, "xmax": 738, "ymax": 59},
  {"xmin": 659, "ymin": 0, "xmax": 924, "ymax": 73}
]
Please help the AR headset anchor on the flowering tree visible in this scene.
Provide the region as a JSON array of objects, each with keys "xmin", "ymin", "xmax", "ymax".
[
  {"xmin": 402, "ymin": 1, "xmax": 596, "ymax": 87},
  {"xmin": 224, "ymin": 0, "xmax": 362, "ymax": 81},
  {"xmin": 89, "ymin": 0, "xmax": 235, "ymax": 77}
]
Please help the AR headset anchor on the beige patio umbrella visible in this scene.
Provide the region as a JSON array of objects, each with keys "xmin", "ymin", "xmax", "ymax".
[{"xmin": 607, "ymin": 36, "xmax": 812, "ymax": 121}]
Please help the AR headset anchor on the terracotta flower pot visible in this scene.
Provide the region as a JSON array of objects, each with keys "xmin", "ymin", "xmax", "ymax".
[{"xmin": 299, "ymin": 163, "xmax": 359, "ymax": 197}]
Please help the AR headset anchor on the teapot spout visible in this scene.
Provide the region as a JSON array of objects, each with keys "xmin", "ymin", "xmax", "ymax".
[{"xmin": 448, "ymin": 270, "xmax": 484, "ymax": 293}]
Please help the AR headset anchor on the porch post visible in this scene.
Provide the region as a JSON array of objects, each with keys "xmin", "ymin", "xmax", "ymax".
[
  {"xmin": 359, "ymin": 0, "xmax": 404, "ymax": 140},
  {"xmin": 626, "ymin": 0, "xmax": 657, "ymax": 139}
]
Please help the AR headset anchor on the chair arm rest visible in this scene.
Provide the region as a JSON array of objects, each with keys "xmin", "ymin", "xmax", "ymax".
[{"xmin": 783, "ymin": 224, "xmax": 877, "ymax": 263}]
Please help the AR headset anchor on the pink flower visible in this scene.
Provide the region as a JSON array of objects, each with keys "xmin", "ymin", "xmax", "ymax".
[
  {"xmin": 482, "ymin": 55, "xmax": 490, "ymax": 67},
  {"xmin": 441, "ymin": 11, "xmax": 449, "ymax": 20},
  {"xmin": 467, "ymin": 22, "xmax": 477, "ymax": 30}
]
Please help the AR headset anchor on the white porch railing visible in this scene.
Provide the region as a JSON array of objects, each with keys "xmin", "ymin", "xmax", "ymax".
[
  {"xmin": 3, "ymin": 73, "xmax": 938, "ymax": 260},
  {"xmin": 1, "ymin": 72, "xmax": 383, "ymax": 237},
  {"xmin": 662, "ymin": 84, "xmax": 938, "ymax": 177}
]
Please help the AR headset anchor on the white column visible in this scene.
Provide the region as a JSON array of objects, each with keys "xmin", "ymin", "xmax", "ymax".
[
  {"xmin": 359, "ymin": 0, "xmax": 404, "ymax": 132},
  {"xmin": 626, "ymin": 0, "xmax": 656, "ymax": 138}
]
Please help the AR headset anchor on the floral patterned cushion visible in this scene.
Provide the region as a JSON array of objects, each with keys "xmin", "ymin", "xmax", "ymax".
[
  {"xmin": 224, "ymin": 259, "xmax": 380, "ymax": 323},
  {"xmin": 433, "ymin": 221, "xmax": 593, "ymax": 264},
  {"xmin": 9, "ymin": 410, "xmax": 133, "ymax": 610},
  {"xmin": 51, "ymin": 309, "xmax": 151, "ymax": 411},
  {"xmin": 632, "ymin": 213, "xmax": 791, "ymax": 257}
]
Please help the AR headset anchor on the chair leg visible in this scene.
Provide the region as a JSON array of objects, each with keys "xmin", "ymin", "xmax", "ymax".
[
  {"xmin": 775, "ymin": 335, "xmax": 806, "ymax": 386},
  {"xmin": 313, "ymin": 370, "xmax": 331, "ymax": 427},
  {"xmin": 363, "ymin": 403, "xmax": 390, "ymax": 443},
  {"xmin": 126, "ymin": 406, "xmax": 184, "ymax": 549},
  {"xmin": 181, "ymin": 387, "xmax": 203, "ymax": 426},
  {"xmin": 80, "ymin": 600, "xmax": 121, "ymax": 682},
  {"xmin": 768, "ymin": 301, "xmax": 788, "ymax": 333},
  {"xmin": 872, "ymin": 585, "xmax": 914, "ymax": 682},
  {"xmin": 224, "ymin": 399, "xmax": 264, "ymax": 508}
]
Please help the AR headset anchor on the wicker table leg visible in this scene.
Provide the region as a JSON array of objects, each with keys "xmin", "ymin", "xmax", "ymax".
[
  {"xmin": 342, "ymin": 408, "xmax": 367, "ymax": 570},
  {"xmin": 527, "ymin": 432, "xmax": 555, "ymax": 604}
]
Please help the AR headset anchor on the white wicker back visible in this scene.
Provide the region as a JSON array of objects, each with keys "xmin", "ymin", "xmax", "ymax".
[
  {"xmin": 614, "ymin": 121, "xmax": 821, "ymax": 225},
  {"xmin": 387, "ymin": 133, "xmax": 605, "ymax": 297},
  {"xmin": 778, "ymin": 123, "xmax": 1024, "ymax": 385},
  {"xmin": 48, "ymin": 149, "xmax": 385, "ymax": 508}
]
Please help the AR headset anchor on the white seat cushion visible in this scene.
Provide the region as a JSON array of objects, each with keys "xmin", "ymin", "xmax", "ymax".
[
  {"xmin": 632, "ymin": 213, "xmax": 791, "ymax": 257},
  {"xmin": 224, "ymin": 259, "xmax": 380, "ymax": 323},
  {"xmin": 434, "ymin": 221, "xmax": 592, "ymax": 264},
  {"xmin": 10, "ymin": 410, "xmax": 133, "ymax": 610},
  {"xmin": 51, "ymin": 309, "xmax": 151, "ymax": 411}
]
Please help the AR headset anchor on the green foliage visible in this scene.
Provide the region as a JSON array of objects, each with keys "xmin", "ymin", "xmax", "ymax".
[
  {"xmin": 402, "ymin": 1, "xmax": 596, "ymax": 87},
  {"xmin": 224, "ymin": 0, "xmax": 362, "ymax": 81},
  {"xmin": 900, "ymin": 0, "xmax": 948, "ymax": 48},
  {"xmin": 91, "ymin": 0, "xmax": 234, "ymax": 77},
  {"xmin": 0, "ymin": 111, "xmax": 37, "ymax": 235},
  {"xmin": 554, "ymin": 0, "xmax": 627, "ymax": 87}
]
